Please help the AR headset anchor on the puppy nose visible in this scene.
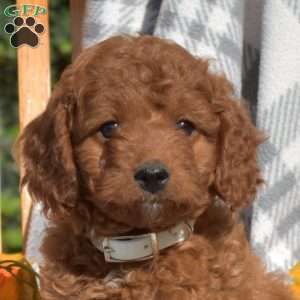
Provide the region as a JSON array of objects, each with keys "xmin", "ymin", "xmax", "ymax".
[{"xmin": 134, "ymin": 161, "xmax": 170, "ymax": 194}]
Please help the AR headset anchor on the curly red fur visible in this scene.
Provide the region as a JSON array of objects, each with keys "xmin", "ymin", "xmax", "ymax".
[{"xmin": 16, "ymin": 35, "xmax": 292, "ymax": 300}]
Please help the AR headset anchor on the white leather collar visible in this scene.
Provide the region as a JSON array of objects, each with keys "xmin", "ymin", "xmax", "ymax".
[{"xmin": 90, "ymin": 220, "xmax": 195, "ymax": 263}]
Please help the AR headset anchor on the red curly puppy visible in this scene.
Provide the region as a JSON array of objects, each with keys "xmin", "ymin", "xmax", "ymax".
[{"xmin": 17, "ymin": 36, "xmax": 293, "ymax": 300}]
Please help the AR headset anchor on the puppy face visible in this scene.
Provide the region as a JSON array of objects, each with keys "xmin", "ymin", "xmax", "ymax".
[
  {"xmin": 74, "ymin": 82, "xmax": 219, "ymax": 231},
  {"xmin": 17, "ymin": 36, "xmax": 263, "ymax": 235}
]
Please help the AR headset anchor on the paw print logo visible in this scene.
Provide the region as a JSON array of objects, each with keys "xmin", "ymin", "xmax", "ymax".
[{"xmin": 4, "ymin": 16, "xmax": 44, "ymax": 48}]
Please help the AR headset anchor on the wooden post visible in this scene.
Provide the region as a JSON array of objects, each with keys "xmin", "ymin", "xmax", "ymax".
[
  {"xmin": 70, "ymin": 0, "xmax": 86, "ymax": 60},
  {"xmin": 17, "ymin": 0, "xmax": 50, "ymax": 245}
]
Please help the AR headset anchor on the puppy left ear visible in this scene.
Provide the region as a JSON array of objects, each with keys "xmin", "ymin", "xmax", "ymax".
[
  {"xmin": 15, "ymin": 81, "xmax": 78, "ymax": 218},
  {"xmin": 213, "ymin": 98, "xmax": 265, "ymax": 209}
]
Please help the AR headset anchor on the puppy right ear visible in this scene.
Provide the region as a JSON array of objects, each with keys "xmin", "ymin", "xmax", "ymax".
[{"xmin": 16, "ymin": 77, "xmax": 78, "ymax": 218}]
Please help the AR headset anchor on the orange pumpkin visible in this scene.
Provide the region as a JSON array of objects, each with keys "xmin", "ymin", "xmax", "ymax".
[
  {"xmin": 290, "ymin": 262, "xmax": 300, "ymax": 300},
  {"xmin": 0, "ymin": 253, "xmax": 40, "ymax": 300}
]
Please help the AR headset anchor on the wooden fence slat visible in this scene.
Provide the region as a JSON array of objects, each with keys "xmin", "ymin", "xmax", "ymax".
[
  {"xmin": 70, "ymin": 0, "xmax": 86, "ymax": 60},
  {"xmin": 17, "ymin": 0, "xmax": 50, "ymax": 246}
]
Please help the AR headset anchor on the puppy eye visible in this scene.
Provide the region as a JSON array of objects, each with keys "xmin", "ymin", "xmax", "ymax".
[
  {"xmin": 176, "ymin": 119, "xmax": 196, "ymax": 135},
  {"xmin": 99, "ymin": 121, "xmax": 119, "ymax": 138}
]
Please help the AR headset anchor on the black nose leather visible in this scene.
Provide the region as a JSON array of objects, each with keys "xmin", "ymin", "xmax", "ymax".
[{"xmin": 134, "ymin": 161, "xmax": 170, "ymax": 194}]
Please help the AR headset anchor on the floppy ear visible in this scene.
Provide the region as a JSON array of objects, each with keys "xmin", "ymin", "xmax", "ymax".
[
  {"xmin": 16, "ymin": 78, "xmax": 78, "ymax": 217},
  {"xmin": 214, "ymin": 97, "xmax": 264, "ymax": 209}
]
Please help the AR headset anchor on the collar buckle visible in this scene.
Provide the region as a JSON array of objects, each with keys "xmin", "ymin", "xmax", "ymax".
[{"xmin": 102, "ymin": 233, "xmax": 158, "ymax": 263}]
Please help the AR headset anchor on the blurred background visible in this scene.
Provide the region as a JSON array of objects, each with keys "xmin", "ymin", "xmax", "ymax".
[{"xmin": 0, "ymin": 0, "xmax": 71, "ymax": 252}]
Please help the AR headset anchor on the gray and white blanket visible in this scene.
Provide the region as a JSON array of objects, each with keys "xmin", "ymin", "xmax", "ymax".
[{"xmin": 26, "ymin": 0, "xmax": 300, "ymax": 273}]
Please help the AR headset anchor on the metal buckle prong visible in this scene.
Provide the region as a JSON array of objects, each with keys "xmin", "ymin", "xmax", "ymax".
[{"xmin": 150, "ymin": 233, "xmax": 159, "ymax": 258}]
